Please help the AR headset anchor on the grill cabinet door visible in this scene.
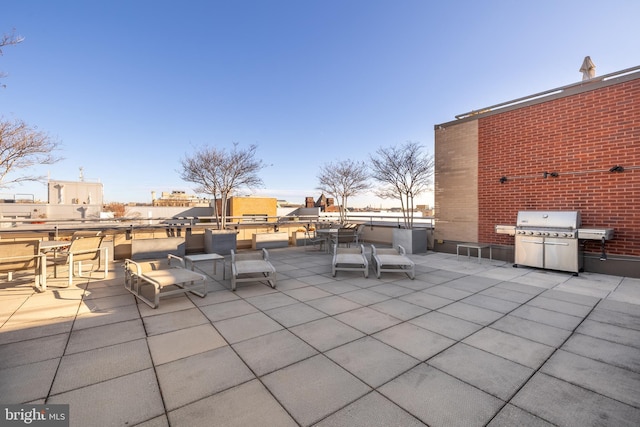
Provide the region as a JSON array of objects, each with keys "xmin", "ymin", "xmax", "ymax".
[
  {"xmin": 515, "ymin": 235, "xmax": 544, "ymax": 268},
  {"xmin": 543, "ymin": 238, "xmax": 580, "ymax": 273}
]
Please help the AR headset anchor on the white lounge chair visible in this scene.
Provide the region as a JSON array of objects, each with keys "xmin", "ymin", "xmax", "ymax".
[
  {"xmin": 230, "ymin": 248, "xmax": 276, "ymax": 291},
  {"xmin": 371, "ymin": 245, "xmax": 415, "ymax": 279},
  {"xmin": 124, "ymin": 254, "xmax": 207, "ymax": 308},
  {"xmin": 332, "ymin": 244, "xmax": 368, "ymax": 278}
]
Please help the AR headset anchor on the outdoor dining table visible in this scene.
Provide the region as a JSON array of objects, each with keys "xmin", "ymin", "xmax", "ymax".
[
  {"xmin": 184, "ymin": 253, "xmax": 225, "ymax": 279},
  {"xmin": 39, "ymin": 240, "xmax": 71, "ymax": 279},
  {"xmin": 39, "ymin": 240, "xmax": 70, "ymax": 252},
  {"xmin": 315, "ymin": 228, "xmax": 339, "ymax": 253}
]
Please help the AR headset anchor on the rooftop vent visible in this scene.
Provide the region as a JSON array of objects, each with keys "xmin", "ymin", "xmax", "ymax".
[{"xmin": 580, "ymin": 56, "xmax": 596, "ymax": 81}]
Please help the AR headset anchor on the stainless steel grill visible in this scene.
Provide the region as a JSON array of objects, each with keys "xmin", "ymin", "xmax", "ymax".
[{"xmin": 495, "ymin": 211, "xmax": 614, "ymax": 274}]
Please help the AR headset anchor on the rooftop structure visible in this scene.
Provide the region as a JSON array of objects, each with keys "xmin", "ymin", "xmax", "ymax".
[{"xmin": 434, "ymin": 64, "xmax": 640, "ymax": 277}]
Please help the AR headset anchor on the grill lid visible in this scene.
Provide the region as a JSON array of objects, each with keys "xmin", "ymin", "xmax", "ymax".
[{"xmin": 516, "ymin": 211, "xmax": 581, "ymax": 229}]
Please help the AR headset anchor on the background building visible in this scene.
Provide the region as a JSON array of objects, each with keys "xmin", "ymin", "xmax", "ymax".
[
  {"xmin": 48, "ymin": 180, "xmax": 103, "ymax": 206},
  {"xmin": 152, "ymin": 190, "xmax": 209, "ymax": 207}
]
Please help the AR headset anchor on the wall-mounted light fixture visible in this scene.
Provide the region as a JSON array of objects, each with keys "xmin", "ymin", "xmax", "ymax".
[
  {"xmin": 609, "ymin": 165, "xmax": 624, "ymax": 173},
  {"xmin": 543, "ymin": 171, "xmax": 559, "ymax": 178},
  {"xmin": 499, "ymin": 176, "xmax": 508, "ymax": 184}
]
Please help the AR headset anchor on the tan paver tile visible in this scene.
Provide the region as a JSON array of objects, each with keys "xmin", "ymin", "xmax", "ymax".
[
  {"xmin": 264, "ymin": 302, "xmax": 327, "ymax": 327},
  {"xmin": 315, "ymin": 391, "xmax": 427, "ymax": 427},
  {"xmin": 409, "ymin": 311, "xmax": 482, "ymax": 340},
  {"xmin": 168, "ymin": 379, "xmax": 297, "ymax": 427},
  {"xmin": 72, "ymin": 303, "xmax": 141, "ymax": 331},
  {"xmin": 199, "ymin": 299, "xmax": 257, "ymax": 322},
  {"xmin": 373, "ymin": 322, "xmax": 455, "ymax": 361},
  {"xmin": 147, "ymin": 323, "xmax": 227, "ymax": 365},
  {"xmin": 334, "ymin": 307, "xmax": 401, "ymax": 335},
  {"xmin": 0, "ymin": 317, "xmax": 74, "ymax": 345},
  {"xmin": 143, "ymin": 307, "xmax": 209, "ymax": 336},
  {"xmin": 325, "ymin": 337, "xmax": 418, "ymax": 388},
  {"xmin": 51, "ymin": 338, "xmax": 152, "ymax": 394},
  {"xmin": 541, "ymin": 350, "xmax": 640, "ymax": 407},
  {"xmin": 290, "ymin": 317, "xmax": 364, "ymax": 352},
  {"xmin": 156, "ymin": 346, "xmax": 254, "ymax": 410},
  {"xmin": 232, "ymin": 329, "xmax": 317, "ymax": 376},
  {"xmin": 213, "ymin": 312, "xmax": 283, "ymax": 344},
  {"xmin": 262, "ymin": 354, "xmax": 370, "ymax": 426},
  {"xmin": 0, "ymin": 358, "xmax": 59, "ymax": 403},
  {"xmin": 487, "ymin": 404, "xmax": 554, "ymax": 427},
  {"xmin": 66, "ymin": 318, "xmax": 146, "ymax": 354},
  {"xmin": 463, "ymin": 328, "xmax": 554, "ymax": 369},
  {"xmin": 0, "ymin": 333, "xmax": 67, "ymax": 369},
  {"xmin": 379, "ymin": 364, "xmax": 502, "ymax": 426},
  {"xmin": 512, "ymin": 373, "xmax": 640, "ymax": 426},
  {"xmin": 429, "ymin": 343, "xmax": 533, "ymax": 400},
  {"xmin": 48, "ymin": 368, "xmax": 165, "ymax": 427}
]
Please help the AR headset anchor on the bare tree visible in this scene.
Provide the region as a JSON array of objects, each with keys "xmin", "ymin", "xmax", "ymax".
[
  {"xmin": 316, "ymin": 159, "xmax": 370, "ymax": 224},
  {"xmin": 370, "ymin": 141, "xmax": 434, "ymax": 229},
  {"xmin": 1, "ymin": 29, "xmax": 24, "ymax": 88},
  {"xmin": 179, "ymin": 143, "xmax": 266, "ymax": 228},
  {"xmin": 0, "ymin": 118, "xmax": 61, "ymax": 189}
]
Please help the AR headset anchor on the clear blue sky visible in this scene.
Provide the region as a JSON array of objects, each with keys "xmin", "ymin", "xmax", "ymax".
[{"xmin": 1, "ymin": 0, "xmax": 638, "ymax": 208}]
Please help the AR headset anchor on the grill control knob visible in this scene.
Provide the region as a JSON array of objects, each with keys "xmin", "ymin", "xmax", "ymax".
[{"xmin": 553, "ymin": 233, "xmax": 559, "ymax": 237}]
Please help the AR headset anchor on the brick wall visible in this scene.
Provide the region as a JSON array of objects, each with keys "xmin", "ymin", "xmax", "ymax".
[{"xmin": 478, "ymin": 78, "xmax": 640, "ymax": 256}]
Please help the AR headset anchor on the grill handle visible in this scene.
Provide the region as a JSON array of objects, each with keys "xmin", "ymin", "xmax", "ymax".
[
  {"xmin": 521, "ymin": 239, "xmax": 544, "ymax": 244},
  {"xmin": 543, "ymin": 241, "xmax": 570, "ymax": 247}
]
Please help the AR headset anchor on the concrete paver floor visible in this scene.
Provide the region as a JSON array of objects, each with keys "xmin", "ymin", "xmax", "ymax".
[{"xmin": 1, "ymin": 247, "xmax": 639, "ymax": 426}]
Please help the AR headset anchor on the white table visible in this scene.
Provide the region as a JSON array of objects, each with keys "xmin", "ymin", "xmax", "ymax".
[
  {"xmin": 40, "ymin": 240, "xmax": 71, "ymax": 279},
  {"xmin": 184, "ymin": 253, "xmax": 225, "ymax": 279},
  {"xmin": 456, "ymin": 243, "xmax": 492, "ymax": 263},
  {"xmin": 39, "ymin": 240, "xmax": 70, "ymax": 252}
]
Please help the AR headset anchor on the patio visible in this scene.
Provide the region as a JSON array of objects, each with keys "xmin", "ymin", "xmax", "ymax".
[{"xmin": 1, "ymin": 246, "xmax": 639, "ymax": 426}]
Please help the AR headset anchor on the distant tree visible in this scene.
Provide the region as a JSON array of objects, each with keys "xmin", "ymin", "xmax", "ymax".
[
  {"xmin": 1, "ymin": 29, "xmax": 24, "ymax": 88},
  {"xmin": 316, "ymin": 159, "xmax": 370, "ymax": 224},
  {"xmin": 103, "ymin": 202, "xmax": 126, "ymax": 218},
  {"xmin": 369, "ymin": 141, "xmax": 434, "ymax": 229},
  {"xmin": 179, "ymin": 143, "xmax": 266, "ymax": 228},
  {"xmin": 0, "ymin": 118, "xmax": 61, "ymax": 189}
]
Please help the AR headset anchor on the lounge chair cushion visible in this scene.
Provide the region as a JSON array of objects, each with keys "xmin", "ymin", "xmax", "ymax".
[
  {"xmin": 124, "ymin": 255, "xmax": 207, "ymax": 308},
  {"xmin": 332, "ymin": 245, "xmax": 368, "ymax": 278},
  {"xmin": 231, "ymin": 249, "xmax": 276, "ymax": 291},
  {"xmin": 371, "ymin": 245, "xmax": 415, "ymax": 279}
]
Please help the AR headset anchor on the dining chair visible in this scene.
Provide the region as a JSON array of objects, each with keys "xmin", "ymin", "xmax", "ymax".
[
  {"xmin": 304, "ymin": 226, "xmax": 326, "ymax": 252},
  {"xmin": 330, "ymin": 227, "xmax": 357, "ymax": 252},
  {"xmin": 49, "ymin": 233, "xmax": 108, "ymax": 287}
]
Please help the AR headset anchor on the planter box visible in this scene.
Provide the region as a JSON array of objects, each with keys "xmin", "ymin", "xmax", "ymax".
[
  {"xmin": 204, "ymin": 229, "xmax": 237, "ymax": 255},
  {"xmin": 252, "ymin": 232, "xmax": 289, "ymax": 250},
  {"xmin": 393, "ymin": 228, "xmax": 428, "ymax": 254},
  {"xmin": 131, "ymin": 237, "xmax": 185, "ymax": 260}
]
